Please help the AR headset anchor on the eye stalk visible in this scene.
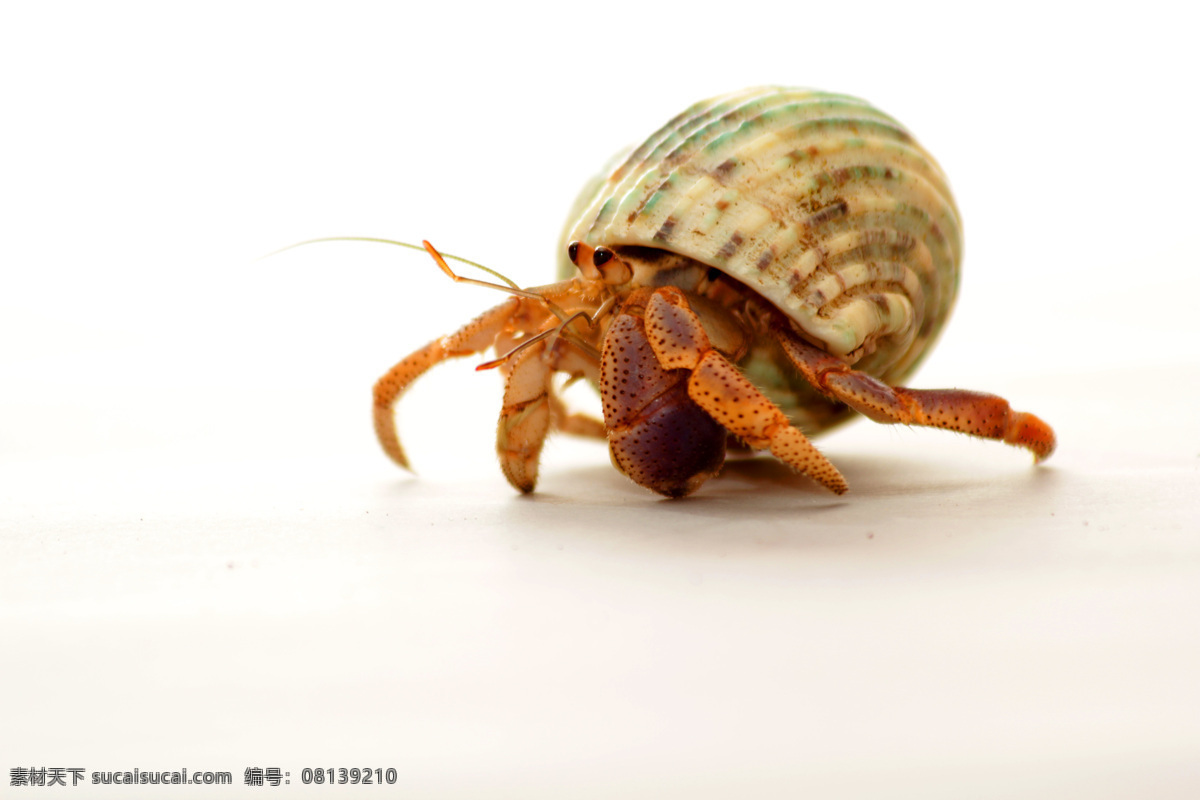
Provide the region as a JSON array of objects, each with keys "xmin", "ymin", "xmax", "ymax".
[{"xmin": 566, "ymin": 240, "xmax": 632, "ymax": 285}]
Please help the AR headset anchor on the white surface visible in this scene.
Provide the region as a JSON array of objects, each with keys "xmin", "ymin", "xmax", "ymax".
[{"xmin": 3, "ymin": 2, "xmax": 1199, "ymax": 797}]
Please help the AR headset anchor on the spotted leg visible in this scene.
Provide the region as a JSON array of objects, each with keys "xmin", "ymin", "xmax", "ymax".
[
  {"xmin": 373, "ymin": 297, "xmax": 520, "ymax": 470},
  {"xmin": 496, "ymin": 316, "xmax": 616, "ymax": 492},
  {"xmin": 773, "ymin": 325, "xmax": 1057, "ymax": 461},
  {"xmin": 642, "ymin": 288, "xmax": 849, "ymax": 495},
  {"xmin": 495, "ymin": 337, "xmax": 556, "ymax": 493}
]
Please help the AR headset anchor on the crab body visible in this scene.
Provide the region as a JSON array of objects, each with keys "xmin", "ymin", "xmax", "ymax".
[{"xmin": 373, "ymin": 87, "xmax": 1055, "ymax": 497}]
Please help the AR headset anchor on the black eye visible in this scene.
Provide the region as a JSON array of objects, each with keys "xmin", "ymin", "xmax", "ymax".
[
  {"xmin": 567, "ymin": 241, "xmax": 579, "ymax": 265},
  {"xmin": 593, "ymin": 247, "xmax": 613, "ymax": 267}
]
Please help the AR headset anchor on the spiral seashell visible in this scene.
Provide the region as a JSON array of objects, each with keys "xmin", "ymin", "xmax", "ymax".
[{"xmin": 559, "ymin": 86, "xmax": 962, "ymax": 383}]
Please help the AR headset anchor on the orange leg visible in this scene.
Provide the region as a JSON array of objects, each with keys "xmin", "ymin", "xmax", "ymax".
[
  {"xmin": 773, "ymin": 326, "xmax": 1056, "ymax": 461},
  {"xmin": 642, "ymin": 288, "xmax": 848, "ymax": 495},
  {"xmin": 547, "ymin": 389, "xmax": 607, "ymax": 439},
  {"xmin": 493, "ymin": 314, "xmax": 610, "ymax": 491},
  {"xmin": 539, "ymin": 333, "xmax": 607, "ymax": 440},
  {"xmin": 495, "ymin": 338, "xmax": 554, "ymax": 493},
  {"xmin": 373, "ymin": 298, "xmax": 520, "ymax": 470}
]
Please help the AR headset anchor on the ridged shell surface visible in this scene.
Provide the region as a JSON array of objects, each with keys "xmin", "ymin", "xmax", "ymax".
[{"xmin": 561, "ymin": 86, "xmax": 962, "ymax": 381}]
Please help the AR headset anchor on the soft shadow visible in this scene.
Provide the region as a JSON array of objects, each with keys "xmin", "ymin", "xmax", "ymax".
[
  {"xmin": 379, "ymin": 450, "xmax": 1060, "ymax": 507},
  {"xmin": 523, "ymin": 457, "xmax": 848, "ymax": 522},
  {"xmin": 372, "ymin": 447, "xmax": 1064, "ymax": 556},
  {"xmin": 717, "ymin": 457, "xmax": 834, "ymax": 493},
  {"xmin": 518, "ymin": 450, "xmax": 1062, "ymax": 524}
]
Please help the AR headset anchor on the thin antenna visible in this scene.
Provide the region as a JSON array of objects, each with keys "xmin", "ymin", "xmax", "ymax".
[
  {"xmin": 419, "ymin": 241, "xmax": 548, "ymax": 301},
  {"xmin": 263, "ymin": 236, "xmax": 522, "ymax": 289}
]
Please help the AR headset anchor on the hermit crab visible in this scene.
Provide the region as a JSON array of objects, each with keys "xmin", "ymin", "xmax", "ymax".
[{"xmin": 372, "ymin": 86, "xmax": 1055, "ymax": 497}]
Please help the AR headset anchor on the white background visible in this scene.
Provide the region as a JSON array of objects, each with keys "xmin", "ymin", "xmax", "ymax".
[{"xmin": 2, "ymin": 1, "xmax": 1198, "ymax": 797}]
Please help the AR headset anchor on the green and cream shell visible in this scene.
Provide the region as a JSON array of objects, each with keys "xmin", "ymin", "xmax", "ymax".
[{"xmin": 558, "ymin": 86, "xmax": 962, "ymax": 389}]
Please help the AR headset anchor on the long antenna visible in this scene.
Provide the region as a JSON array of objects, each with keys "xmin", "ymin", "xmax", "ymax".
[{"xmin": 263, "ymin": 236, "xmax": 521, "ymax": 289}]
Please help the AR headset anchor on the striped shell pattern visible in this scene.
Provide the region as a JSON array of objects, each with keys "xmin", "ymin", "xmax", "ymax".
[{"xmin": 559, "ymin": 86, "xmax": 962, "ymax": 386}]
